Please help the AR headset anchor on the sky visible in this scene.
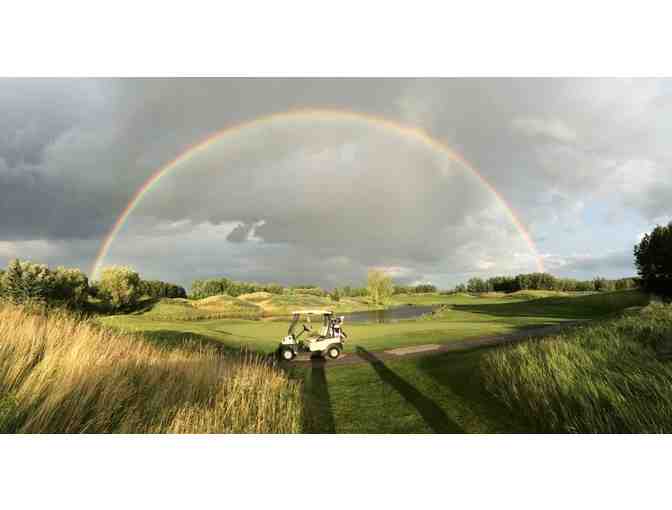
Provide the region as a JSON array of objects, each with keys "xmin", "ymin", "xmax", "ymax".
[{"xmin": 1, "ymin": 78, "xmax": 671, "ymax": 290}]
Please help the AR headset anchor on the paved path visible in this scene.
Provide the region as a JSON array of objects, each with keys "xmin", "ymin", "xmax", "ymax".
[{"xmin": 286, "ymin": 320, "xmax": 585, "ymax": 367}]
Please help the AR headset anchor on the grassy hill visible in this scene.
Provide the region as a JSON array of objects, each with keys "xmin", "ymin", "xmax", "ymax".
[
  {"xmin": 126, "ymin": 292, "xmax": 378, "ymax": 321},
  {"xmin": 129, "ymin": 297, "xmax": 262, "ymax": 320},
  {"xmin": 481, "ymin": 301, "xmax": 672, "ymax": 432},
  {"xmin": 249, "ymin": 293, "xmax": 374, "ymax": 315}
]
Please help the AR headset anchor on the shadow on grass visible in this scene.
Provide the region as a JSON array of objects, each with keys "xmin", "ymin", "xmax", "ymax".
[
  {"xmin": 452, "ymin": 290, "xmax": 648, "ymax": 320},
  {"xmin": 299, "ymin": 358, "xmax": 336, "ymax": 433},
  {"xmin": 415, "ymin": 348, "xmax": 530, "ymax": 433},
  {"xmin": 140, "ymin": 329, "xmax": 260, "ymax": 357},
  {"xmin": 356, "ymin": 346, "xmax": 463, "ymax": 433}
]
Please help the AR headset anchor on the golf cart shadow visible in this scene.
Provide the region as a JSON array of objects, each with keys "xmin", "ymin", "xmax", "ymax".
[
  {"xmin": 301, "ymin": 357, "xmax": 336, "ymax": 433},
  {"xmin": 355, "ymin": 346, "xmax": 463, "ymax": 433}
]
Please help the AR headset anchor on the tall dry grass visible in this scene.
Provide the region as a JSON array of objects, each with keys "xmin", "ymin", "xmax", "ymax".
[
  {"xmin": 480, "ymin": 302, "xmax": 672, "ymax": 433},
  {"xmin": 0, "ymin": 304, "xmax": 301, "ymax": 433}
]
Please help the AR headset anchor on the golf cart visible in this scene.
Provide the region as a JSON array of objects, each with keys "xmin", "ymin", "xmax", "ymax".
[{"xmin": 278, "ymin": 310, "xmax": 347, "ymax": 361}]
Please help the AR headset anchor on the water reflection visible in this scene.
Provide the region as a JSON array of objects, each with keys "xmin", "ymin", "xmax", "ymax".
[{"xmin": 342, "ymin": 305, "xmax": 439, "ymax": 324}]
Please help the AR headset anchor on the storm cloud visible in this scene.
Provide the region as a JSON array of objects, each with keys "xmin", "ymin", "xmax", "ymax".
[{"xmin": 1, "ymin": 78, "xmax": 671, "ymax": 287}]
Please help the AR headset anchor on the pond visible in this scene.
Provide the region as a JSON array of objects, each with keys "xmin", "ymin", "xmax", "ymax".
[{"xmin": 341, "ymin": 304, "xmax": 441, "ymax": 324}]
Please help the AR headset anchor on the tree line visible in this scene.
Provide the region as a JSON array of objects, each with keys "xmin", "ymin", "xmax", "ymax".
[
  {"xmin": 189, "ymin": 278, "xmax": 328, "ymax": 299},
  {"xmin": 393, "ymin": 284, "xmax": 437, "ymax": 294},
  {"xmin": 0, "ymin": 259, "xmax": 90, "ymax": 308},
  {"xmin": 453, "ymin": 272, "xmax": 639, "ymax": 294},
  {"xmin": 189, "ymin": 272, "xmax": 393, "ymax": 306},
  {"xmin": 0, "ymin": 260, "xmax": 186, "ymax": 312}
]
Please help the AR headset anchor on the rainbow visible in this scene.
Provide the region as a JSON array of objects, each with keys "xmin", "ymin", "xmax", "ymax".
[{"xmin": 91, "ymin": 109, "xmax": 543, "ymax": 279}]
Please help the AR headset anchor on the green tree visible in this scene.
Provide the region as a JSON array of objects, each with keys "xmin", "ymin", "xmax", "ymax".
[
  {"xmin": 614, "ymin": 278, "xmax": 637, "ymax": 291},
  {"xmin": 2, "ymin": 259, "xmax": 55, "ymax": 304},
  {"xmin": 141, "ymin": 279, "xmax": 187, "ymax": 299},
  {"xmin": 98, "ymin": 266, "xmax": 142, "ymax": 310},
  {"xmin": 367, "ymin": 269, "xmax": 393, "ymax": 305},
  {"xmin": 2, "ymin": 259, "xmax": 23, "ymax": 303},
  {"xmin": 467, "ymin": 277, "xmax": 489, "ymax": 293},
  {"xmin": 52, "ymin": 267, "xmax": 90, "ymax": 307},
  {"xmin": 634, "ymin": 222, "xmax": 672, "ymax": 296},
  {"xmin": 330, "ymin": 287, "xmax": 341, "ymax": 302},
  {"xmin": 415, "ymin": 284, "xmax": 437, "ymax": 293},
  {"xmin": 266, "ymin": 283, "xmax": 284, "ymax": 295},
  {"xmin": 593, "ymin": 277, "xmax": 615, "ymax": 292}
]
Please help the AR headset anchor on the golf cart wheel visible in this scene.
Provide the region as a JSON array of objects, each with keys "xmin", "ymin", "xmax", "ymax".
[
  {"xmin": 280, "ymin": 347, "xmax": 295, "ymax": 361},
  {"xmin": 326, "ymin": 345, "xmax": 342, "ymax": 360}
]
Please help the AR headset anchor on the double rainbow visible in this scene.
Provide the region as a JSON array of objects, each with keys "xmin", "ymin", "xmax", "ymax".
[{"xmin": 91, "ymin": 109, "xmax": 543, "ymax": 279}]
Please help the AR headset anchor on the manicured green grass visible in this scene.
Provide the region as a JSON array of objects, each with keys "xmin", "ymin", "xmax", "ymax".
[
  {"xmin": 447, "ymin": 289, "xmax": 648, "ymax": 319},
  {"xmin": 102, "ymin": 314, "xmax": 521, "ymax": 353},
  {"xmin": 388, "ymin": 292, "xmax": 483, "ymax": 306},
  {"xmin": 102, "ymin": 291, "xmax": 648, "ymax": 354},
  {"xmin": 295, "ymin": 348, "xmax": 525, "ymax": 433}
]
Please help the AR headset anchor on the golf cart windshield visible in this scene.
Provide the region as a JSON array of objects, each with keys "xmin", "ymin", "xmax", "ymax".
[{"xmin": 287, "ymin": 311, "xmax": 332, "ymax": 338}]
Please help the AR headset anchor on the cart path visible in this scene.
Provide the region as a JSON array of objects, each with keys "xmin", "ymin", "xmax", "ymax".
[{"xmin": 285, "ymin": 320, "xmax": 586, "ymax": 367}]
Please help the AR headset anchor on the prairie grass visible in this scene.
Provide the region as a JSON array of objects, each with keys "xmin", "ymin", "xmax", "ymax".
[
  {"xmin": 480, "ymin": 302, "xmax": 672, "ymax": 433},
  {"xmin": 0, "ymin": 304, "xmax": 301, "ymax": 433}
]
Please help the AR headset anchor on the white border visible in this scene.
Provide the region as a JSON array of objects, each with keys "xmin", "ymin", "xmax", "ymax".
[
  {"xmin": 2, "ymin": 3, "xmax": 672, "ymax": 509},
  {"xmin": 2, "ymin": 1, "xmax": 671, "ymax": 76},
  {"xmin": 1, "ymin": 434, "xmax": 671, "ymax": 509}
]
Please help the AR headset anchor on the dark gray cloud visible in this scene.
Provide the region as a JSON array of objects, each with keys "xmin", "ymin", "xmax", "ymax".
[
  {"xmin": 1, "ymin": 78, "xmax": 671, "ymax": 287},
  {"xmin": 226, "ymin": 222, "xmax": 258, "ymax": 243}
]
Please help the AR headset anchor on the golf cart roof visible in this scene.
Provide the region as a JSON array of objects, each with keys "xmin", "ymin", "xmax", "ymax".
[{"xmin": 292, "ymin": 310, "xmax": 333, "ymax": 315}]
